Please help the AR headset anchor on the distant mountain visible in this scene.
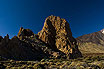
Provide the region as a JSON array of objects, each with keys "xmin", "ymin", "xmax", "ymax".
[
  {"xmin": 0, "ymin": 15, "xmax": 82, "ymax": 60},
  {"xmin": 76, "ymin": 29, "xmax": 104, "ymax": 54}
]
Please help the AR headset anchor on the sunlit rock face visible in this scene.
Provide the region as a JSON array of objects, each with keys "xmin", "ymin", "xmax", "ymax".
[
  {"xmin": 38, "ymin": 15, "xmax": 82, "ymax": 58},
  {"xmin": 101, "ymin": 29, "xmax": 104, "ymax": 34}
]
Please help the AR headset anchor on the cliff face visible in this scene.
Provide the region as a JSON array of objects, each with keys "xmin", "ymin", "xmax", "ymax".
[{"xmin": 38, "ymin": 15, "xmax": 82, "ymax": 58}]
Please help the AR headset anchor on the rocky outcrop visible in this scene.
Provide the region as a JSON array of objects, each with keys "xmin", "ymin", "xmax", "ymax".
[
  {"xmin": 0, "ymin": 15, "xmax": 82, "ymax": 60},
  {"xmin": 0, "ymin": 36, "xmax": 3, "ymax": 42},
  {"xmin": 0, "ymin": 28, "xmax": 67, "ymax": 60},
  {"xmin": 38, "ymin": 15, "xmax": 82, "ymax": 58},
  {"xmin": 17, "ymin": 27, "xmax": 34, "ymax": 39}
]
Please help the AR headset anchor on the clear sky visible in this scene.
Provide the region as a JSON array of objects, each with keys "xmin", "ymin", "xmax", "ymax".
[{"xmin": 0, "ymin": 0, "xmax": 104, "ymax": 38}]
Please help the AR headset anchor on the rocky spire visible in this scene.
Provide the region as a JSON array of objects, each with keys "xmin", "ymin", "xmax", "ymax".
[
  {"xmin": 38, "ymin": 15, "xmax": 82, "ymax": 58},
  {"xmin": 17, "ymin": 27, "xmax": 34, "ymax": 39},
  {"xmin": 4, "ymin": 34, "xmax": 9, "ymax": 43},
  {"xmin": 0, "ymin": 36, "xmax": 3, "ymax": 42}
]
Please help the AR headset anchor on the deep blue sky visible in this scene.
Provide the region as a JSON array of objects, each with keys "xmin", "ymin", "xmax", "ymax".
[{"xmin": 0, "ymin": 0, "xmax": 104, "ymax": 38}]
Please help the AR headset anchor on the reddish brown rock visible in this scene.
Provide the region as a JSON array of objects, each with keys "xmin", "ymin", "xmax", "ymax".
[
  {"xmin": 17, "ymin": 27, "xmax": 34, "ymax": 38},
  {"xmin": 38, "ymin": 15, "xmax": 82, "ymax": 58},
  {"xmin": 0, "ymin": 15, "xmax": 82, "ymax": 60}
]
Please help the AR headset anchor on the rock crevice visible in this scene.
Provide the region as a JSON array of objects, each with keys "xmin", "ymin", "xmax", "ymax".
[{"xmin": 38, "ymin": 15, "xmax": 82, "ymax": 58}]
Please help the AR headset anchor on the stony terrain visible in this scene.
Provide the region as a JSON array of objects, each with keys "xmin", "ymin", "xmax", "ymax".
[{"xmin": 0, "ymin": 55, "xmax": 104, "ymax": 69}]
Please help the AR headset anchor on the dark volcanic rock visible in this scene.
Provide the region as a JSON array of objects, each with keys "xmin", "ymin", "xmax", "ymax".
[
  {"xmin": 0, "ymin": 35, "xmax": 46, "ymax": 60},
  {"xmin": 38, "ymin": 15, "xmax": 82, "ymax": 58},
  {"xmin": 17, "ymin": 27, "xmax": 34, "ymax": 38},
  {"xmin": 0, "ymin": 28, "xmax": 67, "ymax": 60},
  {"xmin": 0, "ymin": 63, "xmax": 6, "ymax": 69},
  {"xmin": 0, "ymin": 15, "xmax": 82, "ymax": 60},
  {"xmin": 0, "ymin": 36, "xmax": 3, "ymax": 42}
]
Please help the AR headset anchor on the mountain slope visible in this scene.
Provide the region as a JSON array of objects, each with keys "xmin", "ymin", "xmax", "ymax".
[{"xmin": 76, "ymin": 29, "xmax": 104, "ymax": 54}]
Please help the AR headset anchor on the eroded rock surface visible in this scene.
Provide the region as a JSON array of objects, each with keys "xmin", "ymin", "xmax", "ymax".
[
  {"xmin": 17, "ymin": 27, "xmax": 34, "ymax": 38},
  {"xmin": 38, "ymin": 15, "xmax": 82, "ymax": 58},
  {"xmin": 0, "ymin": 15, "xmax": 82, "ymax": 60},
  {"xmin": 0, "ymin": 27, "xmax": 67, "ymax": 60}
]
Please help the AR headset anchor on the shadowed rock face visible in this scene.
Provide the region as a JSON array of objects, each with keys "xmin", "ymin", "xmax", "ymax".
[
  {"xmin": 0, "ymin": 36, "xmax": 3, "ymax": 42},
  {"xmin": 0, "ymin": 28, "xmax": 67, "ymax": 60},
  {"xmin": 0, "ymin": 15, "xmax": 82, "ymax": 60},
  {"xmin": 38, "ymin": 15, "xmax": 82, "ymax": 58},
  {"xmin": 17, "ymin": 27, "xmax": 34, "ymax": 38}
]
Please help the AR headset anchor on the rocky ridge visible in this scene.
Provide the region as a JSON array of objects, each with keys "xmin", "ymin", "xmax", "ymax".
[
  {"xmin": 0, "ymin": 15, "xmax": 82, "ymax": 60},
  {"xmin": 0, "ymin": 28, "xmax": 67, "ymax": 60},
  {"xmin": 76, "ymin": 30, "xmax": 104, "ymax": 45}
]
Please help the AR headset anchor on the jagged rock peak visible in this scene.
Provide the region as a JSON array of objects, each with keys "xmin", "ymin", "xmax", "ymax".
[
  {"xmin": 17, "ymin": 27, "xmax": 34, "ymax": 38},
  {"xmin": 3, "ymin": 34, "xmax": 10, "ymax": 43},
  {"xmin": 0, "ymin": 36, "xmax": 3, "ymax": 42},
  {"xmin": 4, "ymin": 34, "xmax": 9, "ymax": 39},
  {"xmin": 38, "ymin": 15, "xmax": 82, "ymax": 58},
  {"xmin": 101, "ymin": 29, "xmax": 104, "ymax": 34}
]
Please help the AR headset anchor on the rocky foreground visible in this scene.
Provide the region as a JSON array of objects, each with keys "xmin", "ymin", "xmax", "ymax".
[{"xmin": 0, "ymin": 55, "xmax": 104, "ymax": 69}]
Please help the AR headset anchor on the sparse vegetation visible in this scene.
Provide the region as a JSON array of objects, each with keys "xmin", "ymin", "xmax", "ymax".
[
  {"xmin": 0, "ymin": 54, "xmax": 104, "ymax": 69},
  {"xmin": 78, "ymin": 42, "xmax": 104, "ymax": 54}
]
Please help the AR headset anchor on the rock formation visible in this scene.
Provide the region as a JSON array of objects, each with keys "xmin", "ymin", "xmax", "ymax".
[
  {"xmin": 38, "ymin": 15, "xmax": 82, "ymax": 58},
  {"xmin": 0, "ymin": 15, "xmax": 82, "ymax": 60},
  {"xmin": 0, "ymin": 36, "xmax": 3, "ymax": 42},
  {"xmin": 17, "ymin": 27, "xmax": 34, "ymax": 39},
  {"xmin": 0, "ymin": 27, "xmax": 67, "ymax": 60}
]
